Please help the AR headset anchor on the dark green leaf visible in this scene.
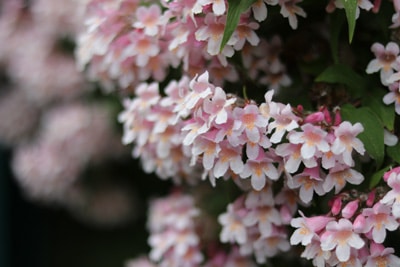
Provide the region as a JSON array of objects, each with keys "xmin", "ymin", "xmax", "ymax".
[
  {"xmin": 341, "ymin": 104, "xmax": 384, "ymax": 167},
  {"xmin": 387, "ymin": 142, "xmax": 400, "ymax": 164},
  {"xmin": 369, "ymin": 166, "xmax": 391, "ymax": 188},
  {"xmin": 339, "ymin": 0, "xmax": 357, "ymax": 43},
  {"xmin": 329, "ymin": 12, "xmax": 345, "ymax": 64},
  {"xmin": 220, "ymin": 0, "xmax": 257, "ymax": 51},
  {"xmin": 315, "ymin": 64, "xmax": 365, "ymax": 97},
  {"xmin": 362, "ymin": 90, "xmax": 395, "ymax": 131}
]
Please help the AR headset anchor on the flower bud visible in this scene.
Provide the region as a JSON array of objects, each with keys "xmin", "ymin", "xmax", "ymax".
[
  {"xmin": 304, "ymin": 111, "xmax": 324, "ymax": 124},
  {"xmin": 366, "ymin": 190, "xmax": 376, "ymax": 207},
  {"xmin": 330, "ymin": 197, "xmax": 342, "ymax": 216},
  {"xmin": 353, "ymin": 214, "xmax": 367, "ymax": 233},
  {"xmin": 342, "ymin": 200, "xmax": 359, "ymax": 219}
]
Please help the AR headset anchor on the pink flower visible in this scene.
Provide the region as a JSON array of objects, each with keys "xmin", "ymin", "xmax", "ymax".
[
  {"xmin": 233, "ymin": 20, "xmax": 260, "ymax": 50},
  {"xmin": 323, "ymin": 166, "xmax": 364, "ymax": 194},
  {"xmin": 213, "ymin": 141, "xmax": 244, "ymax": 177},
  {"xmin": 184, "ymin": 71, "xmax": 214, "ymax": 111},
  {"xmin": 383, "ymin": 166, "xmax": 400, "ymax": 182},
  {"xmin": 133, "ymin": 4, "xmax": 166, "ymax": 36},
  {"xmin": 288, "ymin": 123, "xmax": 330, "ymax": 160},
  {"xmin": 275, "ymin": 143, "xmax": 317, "ymax": 173},
  {"xmin": 268, "ymin": 102, "xmax": 299, "ymax": 144},
  {"xmin": 380, "ymin": 171, "xmax": 400, "ymax": 218},
  {"xmin": 197, "ymin": 0, "xmax": 227, "ymax": 16},
  {"xmin": 122, "ymin": 32, "xmax": 160, "ymax": 67},
  {"xmin": 182, "ymin": 115, "xmax": 209, "ymax": 146},
  {"xmin": 203, "ymin": 86, "xmax": 236, "ymax": 125},
  {"xmin": 320, "ymin": 219, "xmax": 365, "ymax": 262},
  {"xmin": 191, "ymin": 134, "xmax": 221, "ymax": 171},
  {"xmin": 218, "ymin": 198, "xmax": 248, "ymax": 245},
  {"xmin": 361, "ymin": 202, "xmax": 399, "ymax": 243},
  {"xmin": 243, "ymin": 206, "xmax": 282, "ymax": 237},
  {"xmin": 278, "ymin": 0, "xmax": 307, "ymax": 29},
  {"xmin": 290, "ymin": 211, "xmax": 334, "ymax": 246},
  {"xmin": 301, "ymin": 239, "xmax": 333, "ymax": 267},
  {"xmin": 195, "ymin": 13, "xmax": 236, "ymax": 56},
  {"xmin": 366, "ymin": 42, "xmax": 400, "ymax": 84},
  {"xmin": 251, "ymin": 0, "xmax": 279, "ymax": 22},
  {"xmin": 233, "ymin": 104, "xmax": 269, "ymax": 143},
  {"xmin": 383, "ymin": 82, "xmax": 400, "ymax": 115},
  {"xmin": 331, "ymin": 121, "xmax": 365, "ymax": 166},
  {"xmin": 240, "ymin": 149, "xmax": 279, "ymax": 190},
  {"xmin": 287, "ymin": 167, "xmax": 326, "ymax": 203},
  {"xmin": 365, "ymin": 243, "xmax": 400, "ymax": 267}
]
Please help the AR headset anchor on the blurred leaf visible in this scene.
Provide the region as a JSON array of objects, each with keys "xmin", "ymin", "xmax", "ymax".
[
  {"xmin": 299, "ymin": 59, "xmax": 328, "ymax": 76},
  {"xmin": 387, "ymin": 142, "xmax": 400, "ymax": 164},
  {"xmin": 369, "ymin": 166, "xmax": 390, "ymax": 188},
  {"xmin": 315, "ymin": 64, "xmax": 365, "ymax": 97},
  {"xmin": 221, "ymin": 0, "xmax": 257, "ymax": 51},
  {"xmin": 341, "ymin": 104, "xmax": 384, "ymax": 167},
  {"xmin": 362, "ymin": 90, "xmax": 395, "ymax": 131},
  {"xmin": 339, "ymin": 0, "xmax": 357, "ymax": 43}
]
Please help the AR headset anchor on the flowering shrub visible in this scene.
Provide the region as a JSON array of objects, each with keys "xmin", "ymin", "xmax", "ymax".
[
  {"xmin": 71, "ymin": 0, "xmax": 400, "ymax": 265},
  {"xmin": 5, "ymin": 0, "xmax": 400, "ymax": 266}
]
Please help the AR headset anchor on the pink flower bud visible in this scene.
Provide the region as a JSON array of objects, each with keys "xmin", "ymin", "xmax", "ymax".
[
  {"xmin": 321, "ymin": 107, "xmax": 332, "ymax": 124},
  {"xmin": 304, "ymin": 215, "xmax": 335, "ymax": 233},
  {"xmin": 333, "ymin": 108, "xmax": 342, "ymax": 126},
  {"xmin": 372, "ymin": 0, "xmax": 381, "ymax": 13},
  {"xmin": 330, "ymin": 197, "xmax": 342, "ymax": 216},
  {"xmin": 296, "ymin": 105, "xmax": 304, "ymax": 113},
  {"xmin": 366, "ymin": 190, "xmax": 376, "ymax": 207},
  {"xmin": 304, "ymin": 111, "xmax": 325, "ymax": 124},
  {"xmin": 342, "ymin": 200, "xmax": 359, "ymax": 219},
  {"xmin": 353, "ymin": 214, "xmax": 367, "ymax": 233}
]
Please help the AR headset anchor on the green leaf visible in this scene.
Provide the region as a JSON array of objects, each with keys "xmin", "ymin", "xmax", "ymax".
[
  {"xmin": 315, "ymin": 64, "xmax": 365, "ymax": 97},
  {"xmin": 329, "ymin": 11, "xmax": 345, "ymax": 64},
  {"xmin": 369, "ymin": 166, "xmax": 391, "ymax": 188},
  {"xmin": 341, "ymin": 104, "xmax": 384, "ymax": 167},
  {"xmin": 339, "ymin": 0, "xmax": 357, "ymax": 43},
  {"xmin": 362, "ymin": 90, "xmax": 395, "ymax": 131},
  {"xmin": 220, "ymin": 0, "xmax": 257, "ymax": 51},
  {"xmin": 387, "ymin": 142, "xmax": 400, "ymax": 164}
]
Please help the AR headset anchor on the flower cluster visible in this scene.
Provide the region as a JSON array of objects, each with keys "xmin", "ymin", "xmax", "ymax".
[
  {"xmin": 147, "ymin": 193, "xmax": 203, "ymax": 266},
  {"xmin": 290, "ymin": 167, "xmax": 400, "ymax": 266},
  {"xmin": 218, "ymin": 190, "xmax": 291, "ymax": 264},
  {"xmin": 12, "ymin": 103, "xmax": 124, "ymax": 202},
  {"xmin": 76, "ymin": 0, "xmax": 292, "ymax": 91},
  {"xmin": 131, "ymin": 191, "xmax": 260, "ymax": 267},
  {"xmin": 119, "ymin": 68, "xmax": 370, "ymax": 265},
  {"xmin": 112, "ymin": 0, "xmax": 400, "ymax": 266},
  {"xmin": 366, "ymin": 41, "xmax": 400, "ymax": 116},
  {"xmin": 0, "ymin": 0, "xmax": 140, "ymax": 227},
  {"xmin": 120, "ymin": 70, "xmax": 366, "ymax": 193},
  {"xmin": 5, "ymin": 0, "xmax": 400, "ymax": 265}
]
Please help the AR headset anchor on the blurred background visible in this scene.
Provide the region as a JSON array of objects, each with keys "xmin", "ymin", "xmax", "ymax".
[
  {"xmin": 0, "ymin": 145, "xmax": 172, "ymax": 267},
  {"xmin": 0, "ymin": 1, "xmax": 172, "ymax": 266}
]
